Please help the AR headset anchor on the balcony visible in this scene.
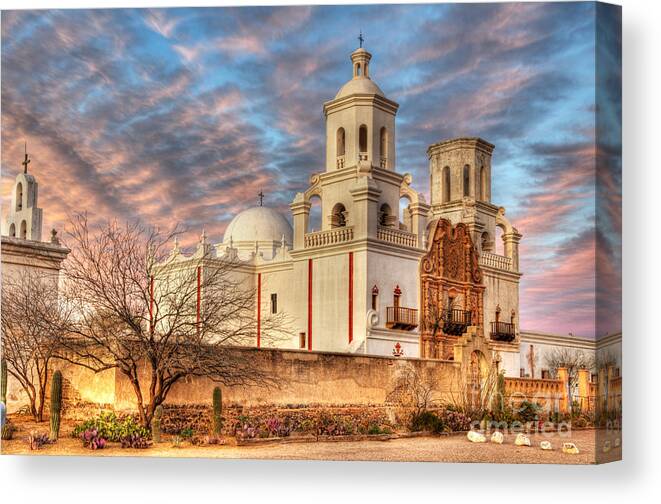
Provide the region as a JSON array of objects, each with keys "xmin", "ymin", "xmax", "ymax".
[
  {"xmin": 490, "ymin": 321, "xmax": 516, "ymax": 342},
  {"xmin": 479, "ymin": 252, "xmax": 513, "ymax": 272},
  {"xmin": 377, "ymin": 226, "xmax": 418, "ymax": 248},
  {"xmin": 304, "ymin": 226, "xmax": 354, "ymax": 248},
  {"xmin": 386, "ymin": 306, "xmax": 418, "ymax": 331},
  {"xmin": 442, "ymin": 309, "xmax": 472, "ymax": 336}
]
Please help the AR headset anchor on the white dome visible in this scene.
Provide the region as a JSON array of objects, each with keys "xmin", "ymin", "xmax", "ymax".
[
  {"xmin": 223, "ymin": 206, "xmax": 293, "ymax": 245},
  {"xmin": 335, "ymin": 77, "xmax": 384, "ymax": 99}
]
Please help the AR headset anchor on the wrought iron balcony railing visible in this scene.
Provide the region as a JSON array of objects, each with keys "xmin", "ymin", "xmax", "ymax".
[
  {"xmin": 490, "ymin": 321, "xmax": 516, "ymax": 342},
  {"xmin": 386, "ymin": 306, "xmax": 418, "ymax": 331},
  {"xmin": 442, "ymin": 309, "xmax": 472, "ymax": 336}
]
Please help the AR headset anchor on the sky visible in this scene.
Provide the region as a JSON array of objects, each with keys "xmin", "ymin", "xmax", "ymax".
[{"xmin": 0, "ymin": 3, "xmax": 621, "ymax": 338}]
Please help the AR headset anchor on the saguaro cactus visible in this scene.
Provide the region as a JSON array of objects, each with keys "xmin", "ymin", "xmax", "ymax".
[
  {"xmin": 49, "ymin": 370, "xmax": 63, "ymax": 440},
  {"xmin": 212, "ymin": 386, "xmax": 223, "ymax": 435},
  {"xmin": 151, "ymin": 405, "xmax": 163, "ymax": 443},
  {"xmin": 1, "ymin": 358, "xmax": 7, "ymax": 405}
]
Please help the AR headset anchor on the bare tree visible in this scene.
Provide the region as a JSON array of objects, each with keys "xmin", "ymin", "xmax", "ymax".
[
  {"xmin": 1, "ymin": 271, "xmax": 69, "ymax": 421},
  {"xmin": 59, "ymin": 214, "xmax": 288, "ymax": 427},
  {"xmin": 387, "ymin": 365, "xmax": 439, "ymax": 418},
  {"xmin": 544, "ymin": 347, "xmax": 589, "ymax": 395}
]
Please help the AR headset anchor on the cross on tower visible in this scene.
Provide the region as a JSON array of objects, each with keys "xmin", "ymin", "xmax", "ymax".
[
  {"xmin": 358, "ymin": 31, "xmax": 364, "ymax": 48},
  {"xmin": 22, "ymin": 142, "xmax": 31, "ymax": 173},
  {"xmin": 258, "ymin": 190, "xmax": 264, "ymax": 207}
]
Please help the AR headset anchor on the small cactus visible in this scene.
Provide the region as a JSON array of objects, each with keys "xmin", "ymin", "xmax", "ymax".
[
  {"xmin": 212, "ymin": 386, "xmax": 223, "ymax": 435},
  {"xmin": 151, "ymin": 405, "xmax": 163, "ymax": 443},
  {"xmin": 49, "ymin": 370, "xmax": 62, "ymax": 441},
  {"xmin": 1, "ymin": 358, "xmax": 7, "ymax": 405}
]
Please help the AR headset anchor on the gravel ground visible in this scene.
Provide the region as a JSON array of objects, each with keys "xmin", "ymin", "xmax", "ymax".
[{"xmin": 1, "ymin": 417, "xmax": 620, "ymax": 464}]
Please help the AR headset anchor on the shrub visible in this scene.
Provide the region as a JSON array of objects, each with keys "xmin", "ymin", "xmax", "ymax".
[
  {"xmin": 2, "ymin": 422, "xmax": 16, "ymax": 440},
  {"xmin": 72, "ymin": 412, "xmax": 150, "ymax": 442},
  {"xmin": 120, "ymin": 433, "xmax": 152, "ymax": 449},
  {"xmin": 516, "ymin": 401, "xmax": 541, "ymax": 423},
  {"xmin": 438, "ymin": 409, "xmax": 472, "ymax": 432},
  {"xmin": 179, "ymin": 427, "xmax": 194, "ymax": 439},
  {"xmin": 28, "ymin": 431, "xmax": 53, "ymax": 450},
  {"xmin": 410, "ymin": 411, "xmax": 444, "ymax": 433},
  {"xmin": 80, "ymin": 428, "xmax": 107, "ymax": 450}
]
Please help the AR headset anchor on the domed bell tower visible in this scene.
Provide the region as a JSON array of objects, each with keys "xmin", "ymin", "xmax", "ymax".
[{"xmin": 322, "ymin": 45, "xmax": 399, "ymax": 174}]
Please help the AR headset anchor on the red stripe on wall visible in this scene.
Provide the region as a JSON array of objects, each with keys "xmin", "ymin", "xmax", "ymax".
[
  {"xmin": 308, "ymin": 259, "xmax": 313, "ymax": 351},
  {"xmin": 257, "ymin": 272, "xmax": 262, "ymax": 348},
  {"xmin": 348, "ymin": 252, "xmax": 354, "ymax": 344}
]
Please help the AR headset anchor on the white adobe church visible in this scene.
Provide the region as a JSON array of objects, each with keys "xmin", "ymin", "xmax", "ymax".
[{"xmin": 163, "ymin": 45, "xmax": 526, "ymax": 376}]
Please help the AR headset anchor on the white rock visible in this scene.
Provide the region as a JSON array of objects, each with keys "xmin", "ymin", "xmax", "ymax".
[
  {"xmin": 514, "ymin": 433, "xmax": 531, "ymax": 446},
  {"xmin": 490, "ymin": 431, "xmax": 504, "ymax": 444},
  {"xmin": 562, "ymin": 442, "xmax": 580, "ymax": 454},
  {"xmin": 467, "ymin": 431, "xmax": 486, "ymax": 443},
  {"xmin": 614, "ymin": 438, "xmax": 621, "ymax": 447},
  {"xmin": 540, "ymin": 441, "xmax": 553, "ymax": 450},
  {"xmin": 602, "ymin": 441, "xmax": 612, "ymax": 453}
]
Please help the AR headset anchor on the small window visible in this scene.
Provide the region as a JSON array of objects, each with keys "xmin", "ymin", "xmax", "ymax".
[
  {"xmin": 299, "ymin": 332, "xmax": 306, "ymax": 349},
  {"xmin": 336, "ymin": 128, "xmax": 345, "ymax": 157},
  {"xmin": 372, "ymin": 294, "xmax": 378, "ymax": 311},
  {"xmin": 520, "ymin": 368, "xmax": 526, "ymax": 378},
  {"xmin": 20, "ymin": 220, "xmax": 27, "ymax": 240},
  {"xmin": 463, "ymin": 165, "xmax": 470, "ymax": 197},
  {"xmin": 591, "ymin": 373, "xmax": 599, "ymax": 383},
  {"xmin": 270, "ymin": 293, "xmax": 278, "ymax": 314},
  {"xmin": 480, "ymin": 166, "xmax": 487, "ymax": 200},
  {"xmin": 541, "ymin": 369, "xmax": 550, "ymax": 379},
  {"xmin": 359, "ymin": 125, "xmax": 368, "ymax": 153},
  {"xmin": 9, "ymin": 223, "xmax": 15, "ymax": 237},
  {"xmin": 442, "ymin": 166, "xmax": 451, "ymax": 203}
]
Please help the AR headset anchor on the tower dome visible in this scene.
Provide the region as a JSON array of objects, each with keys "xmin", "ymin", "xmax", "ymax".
[
  {"xmin": 334, "ymin": 47, "xmax": 384, "ymax": 99},
  {"xmin": 223, "ymin": 206, "xmax": 293, "ymax": 246}
]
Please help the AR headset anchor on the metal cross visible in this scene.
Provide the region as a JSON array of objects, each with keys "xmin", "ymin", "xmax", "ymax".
[
  {"xmin": 258, "ymin": 190, "xmax": 264, "ymax": 207},
  {"xmin": 22, "ymin": 142, "xmax": 30, "ymax": 173},
  {"xmin": 358, "ymin": 31, "xmax": 364, "ymax": 48}
]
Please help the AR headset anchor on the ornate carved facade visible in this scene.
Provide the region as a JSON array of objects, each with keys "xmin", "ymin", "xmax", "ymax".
[{"xmin": 419, "ymin": 219, "xmax": 485, "ymax": 359}]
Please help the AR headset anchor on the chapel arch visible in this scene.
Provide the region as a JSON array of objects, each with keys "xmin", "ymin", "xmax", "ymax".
[
  {"xmin": 20, "ymin": 220, "xmax": 27, "ymax": 240},
  {"xmin": 16, "ymin": 182, "xmax": 23, "ymax": 211},
  {"xmin": 379, "ymin": 127, "xmax": 388, "ymax": 167},
  {"xmin": 330, "ymin": 202, "xmax": 347, "ymax": 228},
  {"xmin": 379, "ymin": 203, "xmax": 394, "ymax": 227},
  {"xmin": 480, "ymin": 166, "xmax": 487, "ymax": 201},
  {"xmin": 9, "ymin": 223, "xmax": 15, "ymax": 237}
]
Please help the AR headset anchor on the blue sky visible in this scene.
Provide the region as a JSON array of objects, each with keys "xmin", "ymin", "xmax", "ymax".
[{"xmin": 1, "ymin": 3, "xmax": 621, "ymax": 337}]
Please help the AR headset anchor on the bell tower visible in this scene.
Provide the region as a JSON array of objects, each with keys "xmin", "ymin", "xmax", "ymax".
[
  {"xmin": 3, "ymin": 146, "xmax": 43, "ymax": 242},
  {"xmin": 322, "ymin": 44, "xmax": 399, "ymax": 173}
]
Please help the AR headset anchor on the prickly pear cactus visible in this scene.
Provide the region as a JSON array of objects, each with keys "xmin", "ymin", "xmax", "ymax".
[
  {"xmin": 151, "ymin": 405, "xmax": 163, "ymax": 443},
  {"xmin": 49, "ymin": 370, "xmax": 63, "ymax": 441},
  {"xmin": 212, "ymin": 387, "xmax": 223, "ymax": 435}
]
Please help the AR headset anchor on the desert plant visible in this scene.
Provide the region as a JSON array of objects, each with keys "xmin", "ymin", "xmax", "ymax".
[
  {"xmin": 49, "ymin": 370, "xmax": 62, "ymax": 440},
  {"xmin": 1, "ymin": 358, "xmax": 7, "ymax": 404},
  {"xmin": 80, "ymin": 428, "xmax": 107, "ymax": 450},
  {"xmin": 151, "ymin": 405, "xmax": 163, "ymax": 443},
  {"xmin": 2, "ymin": 422, "xmax": 15, "ymax": 440},
  {"xmin": 212, "ymin": 386, "xmax": 223, "ymax": 435},
  {"xmin": 410, "ymin": 411, "xmax": 444, "ymax": 433},
  {"xmin": 516, "ymin": 401, "xmax": 541, "ymax": 423},
  {"xmin": 28, "ymin": 431, "xmax": 52, "ymax": 450},
  {"xmin": 120, "ymin": 432, "xmax": 152, "ymax": 449},
  {"xmin": 0, "ymin": 401, "xmax": 6, "ymax": 428},
  {"xmin": 72, "ymin": 412, "xmax": 150, "ymax": 442},
  {"xmin": 179, "ymin": 426, "xmax": 194, "ymax": 439}
]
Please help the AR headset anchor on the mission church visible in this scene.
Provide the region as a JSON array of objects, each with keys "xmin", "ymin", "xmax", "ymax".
[{"xmin": 1, "ymin": 43, "xmax": 620, "ymax": 383}]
